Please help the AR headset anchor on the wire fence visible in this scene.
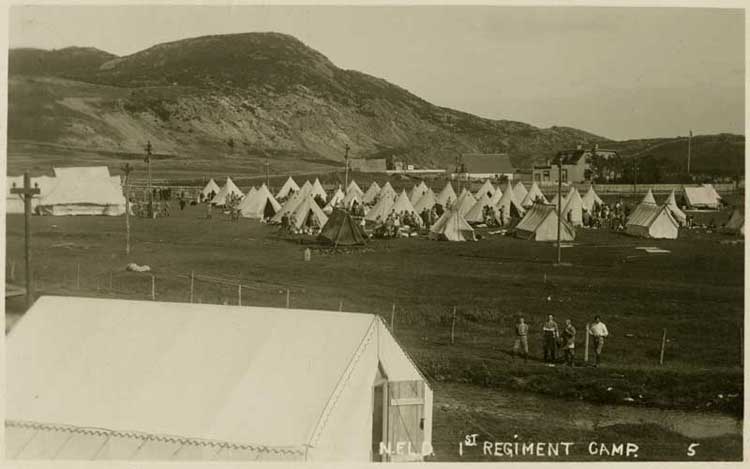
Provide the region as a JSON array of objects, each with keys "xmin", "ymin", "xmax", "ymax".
[{"xmin": 5, "ymin": 258, "xmax": 743, "ymax": 370}]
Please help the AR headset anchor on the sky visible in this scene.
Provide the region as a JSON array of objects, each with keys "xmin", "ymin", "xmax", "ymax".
[{"xmin": 9, "ymin": 5, "xmax": 745, "ymax": 140}]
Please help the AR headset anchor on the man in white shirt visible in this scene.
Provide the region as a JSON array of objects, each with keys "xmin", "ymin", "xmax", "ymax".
[{"xmin": 588, "ymin": 316, "xmax": 609, "ymax": 367}]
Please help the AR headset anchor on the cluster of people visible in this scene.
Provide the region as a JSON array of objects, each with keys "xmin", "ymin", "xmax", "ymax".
[
  {"xmin": 513, "ymin": 314, "xmax": 609, "ymax": 367},
  {"xmin": 373, "ymin": 210, "xmax": 422, "ymax": 238},
  {"xmin": 279, "ymin": 211, "xmax": 321, "ymax": 236},
  {"xmin": 582, "ymin": 201, "xmax": 630, "ymax": 230},
  {"xmin": 131, "ymin": 199, "xmax": 172, "ymax": 218}
]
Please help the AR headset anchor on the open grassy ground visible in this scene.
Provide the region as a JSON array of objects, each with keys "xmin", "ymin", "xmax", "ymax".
[{"xmin": 5, "ymin": 203, "xmax": 744, "ymax": 460}]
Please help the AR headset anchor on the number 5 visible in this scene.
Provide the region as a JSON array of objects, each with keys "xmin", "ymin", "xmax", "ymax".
[{"xmin": 687, "ymin": 443, "xmax": 700, "ymax": 457}]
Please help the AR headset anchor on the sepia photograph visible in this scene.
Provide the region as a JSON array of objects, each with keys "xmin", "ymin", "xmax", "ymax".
[{"xmin": 3, "ymin": 3, "xmax": 745, "ymax": 463}]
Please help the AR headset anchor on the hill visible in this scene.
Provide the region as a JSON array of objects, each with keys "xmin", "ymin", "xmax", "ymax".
[{"xmin": 8, "ymin": 32, "xmax": 609, "ymax": 172}]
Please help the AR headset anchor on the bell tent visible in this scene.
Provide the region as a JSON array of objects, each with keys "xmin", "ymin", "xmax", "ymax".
[
  {"xmin": 211, "ymin": 177, "xmax": 244, "ymax": 207},
  {"xmin": 413, "ymin": 189, "xmax": 437, "ymax": 215},
  {"xmin": 521, "ymin": 182, "xmax": 548, "ymax": 208},
  {"xmin": 200, "ymin": 178, "xmax": 221, "ymax": 202},
  {"xmin": 429, "ymin": 208, "xmax": 476, "ymax": 242},
  {"xmin": 665, "ymin": 190, "xmax": 687, "ymax": 225},
  {"xmin": 362, "ymin": 182, "xmax": 381, "ymax": 205},
  {"xmin": 581, "ymin": 186, "xmax": 604, "ymax": 212},
  {"xmin": 513, "ymin": 181, "xmax": 529, "ymax": 203},
  {"xmin": 473, "ymin": 180, "xmax": 496, "ymax": 199},
  {"xmin": 464, "ymin": 193, "xmax": 499, "ymax": 225},
  {"xmin": 238, "ymin": 184, "xmax": 281, "ymax": 220},
  {"xmin": 435, "ymin": 182, "xmax": 457, "ymax": 209},
  {"xmin": 319, "ymin": 209, "xmax": 367, "ymax": 246},
  {"xmin": 276, "ymin": 177, "xmax": 300, "ymax": 200}
]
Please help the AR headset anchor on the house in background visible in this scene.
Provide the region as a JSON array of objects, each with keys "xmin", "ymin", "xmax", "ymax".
[
  {"xmin": 457, "ymin": 153, "xmax": 516, "ymax": 181},
  {"xmin": 533, "ymin": 145, "xmax": 618, "ymax": 184}
]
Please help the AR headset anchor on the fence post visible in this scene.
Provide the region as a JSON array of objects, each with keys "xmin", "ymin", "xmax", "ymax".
[
  {"xmin": 286, "ymin": 289, "xmax": 290, "ymax": 308},
  {"xmin": 339, "ymin": 300, "xmax": 343, "ymax": 312},
  {"xmin": 238, "ymin": 284, "xmax": 242, "ymax": 306},
  {"xmin": 76, "ymin": 263, "xmax": 80, "ymax": 290},
  {"xmin": 390, "ymin": 303, "xmax": 396, "ymax": 331},
  {"xmin": 450, "ymin": 306, "xmax": 457, "ymax": 345},
  {"xmin": 659, "ymin": 328, "xmax": 667, "ymax": 365},
  {"xmin": 189, "ymin": 271, "xmax": 194, "ymax": 303},
  {"xmin": 109, "ymin": 271, "xmax": 113, "ymax": 290},
  {"xmin": 584, "ymin": 323, "xmax": 590, "ymax": 363},
  {"xmin": 9, "ymin": 260, "xmax": 15, "ymax": 281},
  {"xmin": 151, "ymin": 275, "xmax": 156, "ymax": 301}
]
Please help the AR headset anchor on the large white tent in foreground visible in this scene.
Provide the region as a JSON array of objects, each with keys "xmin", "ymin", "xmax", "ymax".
[
  {"xmin": 7, "ymin": 296, "xmax": 433, "ymax": 462},
  {"xmin": 36, "ymin": 167, "xmax": 127, "ymax": 216}
]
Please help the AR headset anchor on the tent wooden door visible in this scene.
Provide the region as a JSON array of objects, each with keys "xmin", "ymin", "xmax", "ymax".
[{"xmin": 385, "ymin": 380, "xmax": 426, "ymax": 462}]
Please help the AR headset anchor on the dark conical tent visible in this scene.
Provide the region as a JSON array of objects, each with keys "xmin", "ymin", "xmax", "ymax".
[{"xmin": 318, "ymin": 209, "xmax": 367, "ymax": 246}]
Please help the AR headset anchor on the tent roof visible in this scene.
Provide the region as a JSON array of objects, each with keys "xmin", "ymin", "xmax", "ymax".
[
  {"xmin": 454, "ymin": 189, "xmax": 477, "ymax": 216},
  {"xmin": 641, "ymin": 189, "xmax": 656, "ymax": 204},
  {"xmin": 627, "ymin": 203, "xmax": 677, "ymax": 228},
  {"xmin": 346, "ymin": 180, "xmax": 363, "ymax": 196},
  {"xmin": 211, "ymin": 177, "xmax": 244, "ymax": 205},
  {"xmin": 290, "ymin": 195, "xmax": 328, "ymax": 229},
  {"xmin": 581, "ymin": 186, "xmax": 603, "ymax": 211},
  {"xmin": 464, "ymin": 193, "xmax": 496, "ymax": 223},
  {"xmin": 435, "ymin": 182, "xmax": 457, "ymax": 206},
  {"xmin": 319, "ymin": 209, "xmax": 367, "ymax": 246},
  {"xmin": 413, "ymin": 189, "xmax": 437, "ymax": 213},
  {"xmin": 364, "ymin": 190, "xmax": 395, "ymax": 222},
  {"xmin": 238, "ymin": 184, "xmax": 280, "ymax": 218},
  {"xmin": 684, "ymin": 186, "xmax": 720, "ymax": 208},
  {"xmin": 362, "ymin": 182, "xmax": 381, "ymax": 204},
  {"xmin": 429, "ymin": 208, "xmax": 476, "ymax": 241},
  {"xmin": 276, "ymin": 177, "xmax": 300, "ymax": 199},
  {"xmin": 521, "ymin": 182, "xmax": 548, "ymax": 207},
  {"xmin": 7, "ymin": 296, "xmax": 423, "ymax": 458},
  {"xmin": 409, "ymin": 182, "xmax": 429, "ymax": 206},
  {"xmin": 513, "ymin": 181, "xmax": 528, "ymax": 201},
  {"xmin": 40, "ymin": 167, "xmax": 124, "ymax": 207},
  {"xmin": 311, "ymin": 179, "xmax": 328, "ymax": 201},
  {"xmin": 473, "ymin": 180, "xmax": 496, "ymax": 199},
  {"xmin": 201, "ymin": 178, "xmax": 221, "ymax": 196},
  {"xmin": 515, "ymin": 203, "xmax": 575, "ymax": 240}
]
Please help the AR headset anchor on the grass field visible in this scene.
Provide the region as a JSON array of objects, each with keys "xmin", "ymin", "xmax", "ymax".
[{"xmin": 5, "ymin": 202, "xmax": 744, "ymax": 461}]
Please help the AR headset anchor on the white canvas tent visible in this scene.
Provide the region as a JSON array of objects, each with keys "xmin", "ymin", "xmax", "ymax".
[
  {"xmin": 473, "ymin": 180, "xmax": 496, "ymax": 200},
  {"xmin": 723, "ymin": 208, "xmax": 745, "ymax": 235},
  {"xmin": 489, "ymin": 186, "xmax": 503, "ymax": 206},
  {"xmin": 270, "ymin": 184, "xmax": 312, "ymax": 224},
  {"xmin": 391, "ymin": 190, "xmax": 423, "ymax": 226},
  {"xmin": 311, "ymin": 178, "xmax": 328, "ymax": 202},
  {"xmin": 435, "ymin": 182, "xmax": 457, "ymax": 208},
  {"xmin": 37, "ymin": 167, "xmax": 127, "ymax": 216},
  {"xmin": 683, "ymin": 186, "xmax": 721, "ymax": 210},
  {"xmin": 454, "ymin": 189, "xmax": 477, "ymax": 217},
  {"xmin": 495, "ymin": 182, "xmax": 525, "ymax": 226},
  {"xmin": 515, "ymin": 204, "xmax": 575, "ymax": 242},
  {"xmin": 200, "ymin": 178, "xmax": 221, "ymax": 202},
  {"xmin": 362, "ymin": 182, "xmax": 381, "ymax": 205},
  {"xmin": 342, "ymin": 190, "xmax": 363, "ymax": 209},
  {"xmin": 581, "ymin": 186, "xmax": 604, "ymax": 212},
  {"xmin": 513, "ymin": 181, "xmax": 528, "ymax": 203},
  {"xmin": 429, "ymin": 208, "xmax": 476, "ymax": 242},
  {"xmin": 6, "ymin": 296, "xmax": 432, "ymax": 462},
  {"xmin": 413, "ymin": 189, "xmax": 437, "ymax": 215},
  {"xmin": 409, "ymin": 182, "xmax": 429, "ymax": 206},
  {"xmin": 289, "ymin": 195, "xmax": 328, "ymax": 230},
  {"xmin": 347, "ymin": 180, "xmax": 363, "ymax": 197},
  {"xmin": 641, "ymin": 189, "xmax": 656, "ymax": 205},
  {"xmin": 276, "ymin": 177, "xmax": 300, "ymax": 200},
  {"xmin": 665, "ymin": 189, "xmax": 687, "ymax": 225},
  {"xmin": 238, "ymin": 184, "xmax": 281, "ymax": 220},
  {"xmin": 625, "ymin": 204, "xmax": 679, "ymax": 239},
  {"xmin": 364, "ymin": 191, "xmax": 395, "ymax": 224},
  {"xmin": 324, "ymin": 188, "xmax": 346, "ymax": 213},
  {"xmin": 377, "ymin": 182, "xmax": 397, "ymax": 203},
  {"xmin": 211, "ymin": 177, "xmax": 244, "ymax": 206},
  {"xmin": 464, "ymin": 193, "xmax": 499, "ymax": 224},
  {"xmin": 521, "ymin": 182, "xmax": 548, "ymax": 208},
  {"xmin": 561, "ymin": 187, "xmax": 584, "ymax": 226}
]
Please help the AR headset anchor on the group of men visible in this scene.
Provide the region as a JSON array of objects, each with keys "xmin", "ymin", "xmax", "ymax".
[
  {"xmin": 513, "ymin": 315, "xmax": 609, "ymax": 367},
  {"xmin": 582, "ymin": 200, "xmax": 630, "ymax": 230}
]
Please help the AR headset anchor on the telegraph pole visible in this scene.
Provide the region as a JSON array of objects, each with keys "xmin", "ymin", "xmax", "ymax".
[
  {"xmin": 555, "ymin": 155, "xmax": 562, "ymax": 265},
  {"xmin": 344, "ymin": 144, "xmax": 351, "ymax": 190},
  {"xmin": 265, "ymin": 158, "xmax": 270, "ymax": 187},
  {"xmin": 688, "ymin": 130, "xmax": 693, "ymax": 174},
  {"xmin": 145, "ymin": 141, "xmax": 153, "ymax": 217},
  {"xmin": 11, "ymin": 172, "xmax": 40, "ymax": 308},
  {"xmin": 121, "ymin": 163, "xmax": 133, "ymax": 255}
]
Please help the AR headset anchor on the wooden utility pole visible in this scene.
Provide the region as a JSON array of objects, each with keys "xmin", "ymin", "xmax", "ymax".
[
  {"xmin": 11, "ymin": 173, "xmax": 40, "ymax": 308},
  {"xmin": 145, "ymin": 141, "xmax": 153, "ymax": 217},
  {"xmin": 265, "ymin": 158, "xmax": 270, "ymax": 188},
  {"xmin": 659, "ymin": 329, "xmax": 667, "ymax": 365},
  {"xmin": 121, "ymin": 163, "xmax": 133, "ymax": 254},
  {"xmin": 688, "ymin": 130, "xmax": 693, "ymax": 174},
  {"xmin": 344, "ymin": 144, "xmax": 351, "ymax": 191},
  {"xmin": 556, "ymin": 155, "xmax": 563, "ymax": 265},
  {"xmin": 450, "ymin": 306, "xmax": 457, "ymax": 344}
]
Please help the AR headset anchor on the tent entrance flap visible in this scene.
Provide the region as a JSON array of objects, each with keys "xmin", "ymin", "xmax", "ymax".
[{"xmin": 384, "ymin": 380, "xmax": 426, "ymax": 462}]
